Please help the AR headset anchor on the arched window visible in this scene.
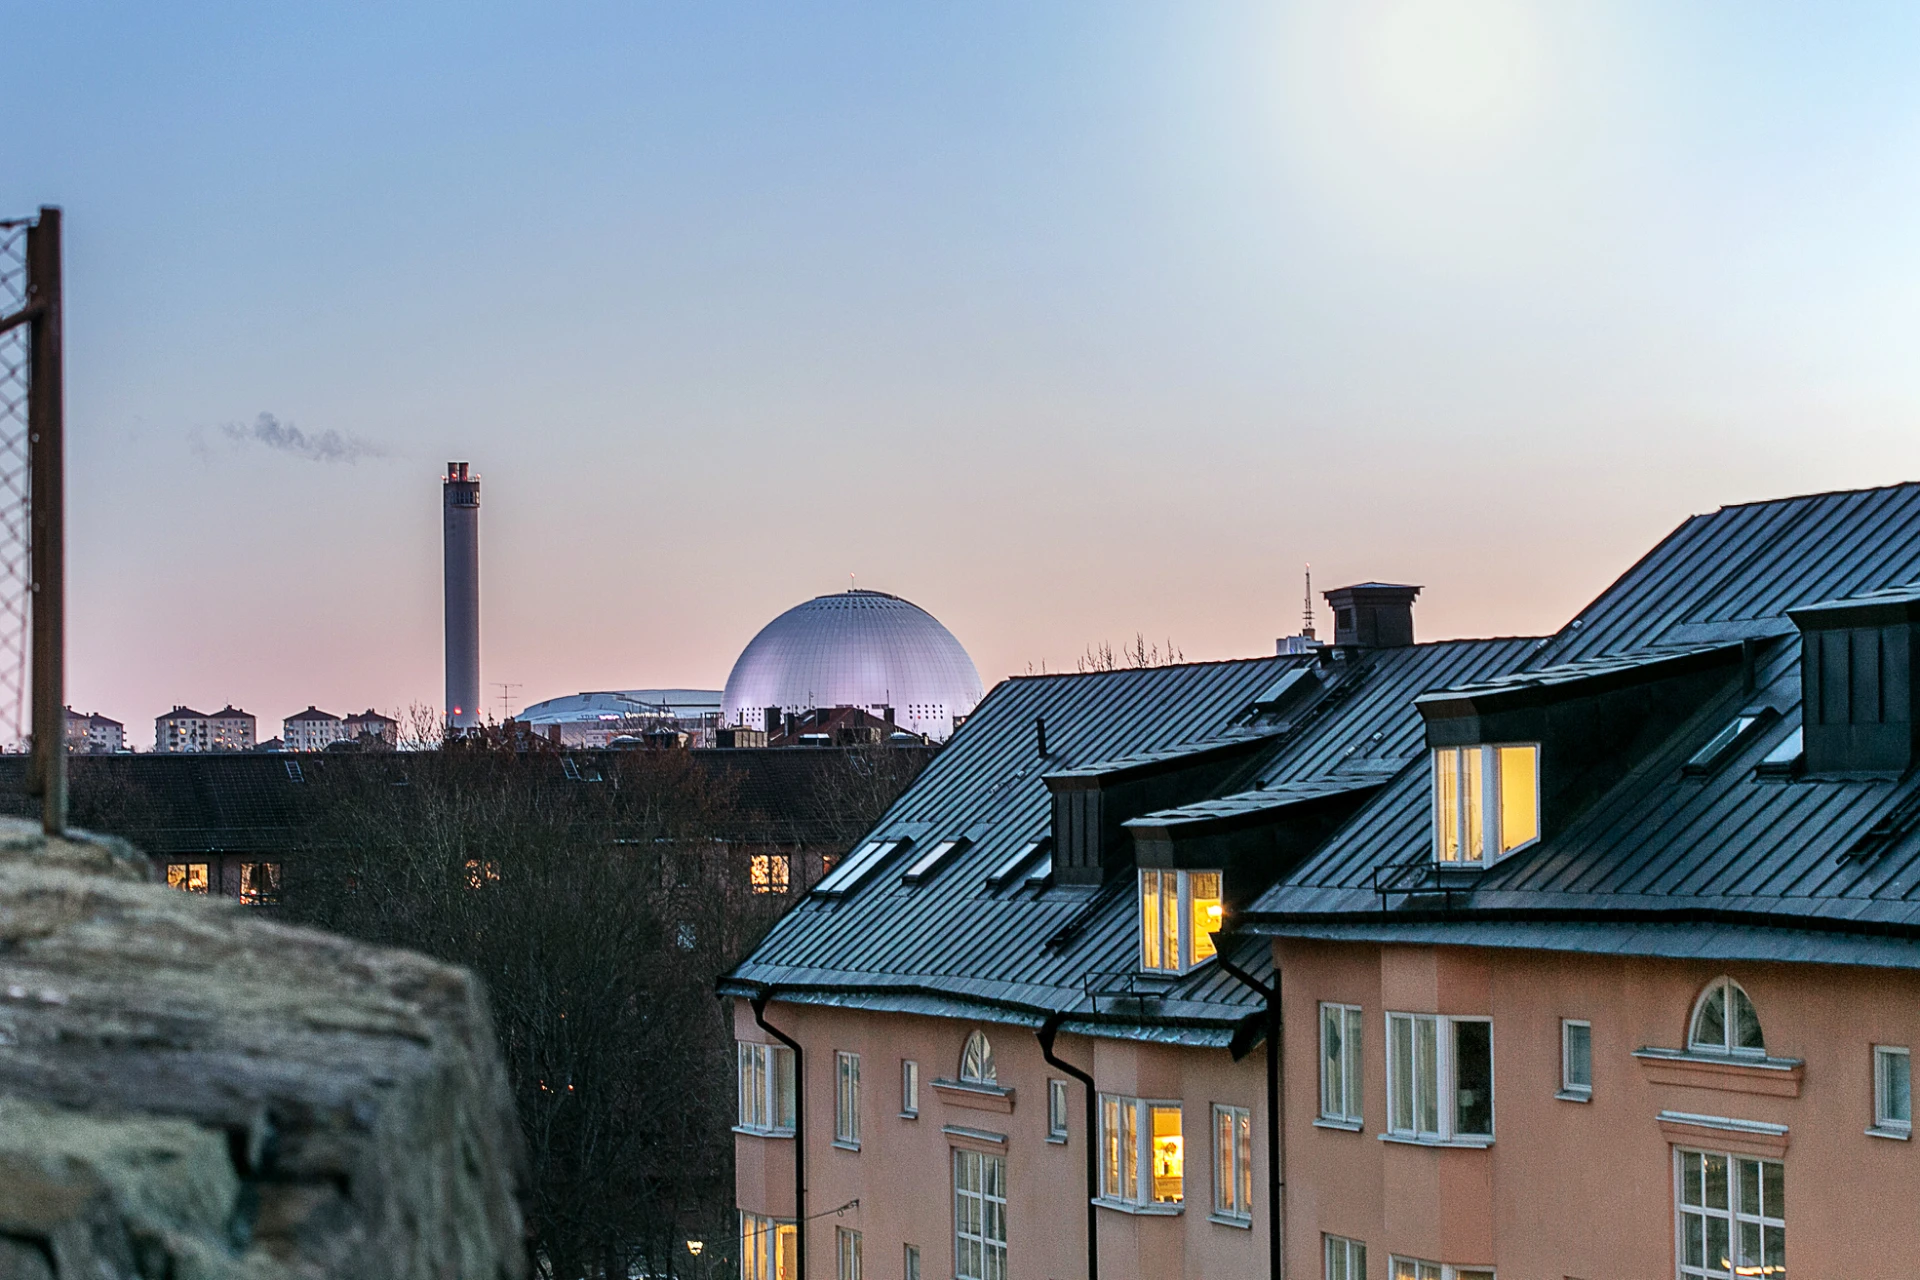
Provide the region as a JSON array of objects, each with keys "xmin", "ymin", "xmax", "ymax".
[
  {"xmin": 960, "ymin": 1030, "xmax": 996, "ymax": 1085},
  {"xmin": 1689, "ymin": 976, "xmax": 1765, "ymax": 1056}
]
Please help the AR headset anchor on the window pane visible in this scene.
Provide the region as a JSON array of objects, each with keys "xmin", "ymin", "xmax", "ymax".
[
  {"xmin": 1189, "ymin": 871, "xmax": 1222, "ymax": 962},
  {"xmin": 1435, "ymin": 751, "xmax": 1461, "ymax": 862},
  {"xmin": 1236, "ymin": 1111, "xmax": 1252, "ymax": 1211},
  {"xmin": 1762, "ymin": 1159, "xmax": 1783, "ymax": 1219},
  {"xmin": 1390, "ymin": 1016, "xmax": 1413, "ymax": 1132},
  {"xmin": 1149, "ymin": 1105, "xmax": 1183, "ymax": 1203},
  {"xmin": 1736, "ymin": 1158, "xmax": 1761, "ymax": 1217},
  {"xmin": 1414, "ymin": 1017, "xmax": 1439, "ymax": 1135},
  {"xmin": 1703, "ymin": 1153, "xmax": 1729, "ymax": 1210},
  {"xmin": 1101, "ymin": 1097, "xmax": 1120, "ymax": 1197},
  {"xmin": 1680, "ymin": 1150, "xmax": 1702, "ymax": 1206},
  {"xmin": 1453, "ymin": 1020, "xmax": 1493, "ymax": 1137},
  {"xmin": 1883, "ymin": 1049, "xmax": 1913, "ymax": 1125},
  {"xmin": 1706, "ymin": 1216, "xmax": 1730, "ymax": 1274},
  {"xmin": 1731, "ymin": 985, "xmax": 1765, "ymax": 1053},
  {"xmin": 1497, "ymin": 744, "xmax": 1539, "ymax": 852},
  {"xmin": 1344, "ymin": 1008, "xmax": 1364, "ymax": 1116},
  {"xmin": 1683, "ymin": 1213, "xmax": 1704, "ymax": 1267},
  {"xmin": 1327, "ymin": 1237, "xmax": 1347, "ymax": 1280},
  {"xmin": 1163, "ymin": 873, "xmax": 1180, "ymax": 970},
  {"xmin": 775, "ymin": 1048, "xmax": 795, "ymax": 1129},
  {"xmin": 1322, "ymin": 1006, "xmax": 1342, "ymax": 1117},
  {"xmin": 1462, "ymin": 747, "xmax": 1484, "ymax": 861},
  {"xmin": 1138, "ymin": 870, "xmax": 1157, "ymax": 967},
  {"xmin": 1693, "ymin": 984, "xmax": 1727, "ymax": 1051},
  {"xmin": 1763, "ymin": 1224, "xmax": 1784, "ymax": 1268},
  {"xmin": 1564, "ymin": 1021, "xmax": 1592, "ymax": 1090},
  {"xmin": 1123, "ymin": 1100, "xmax": 1138, "ymax": 1201}
]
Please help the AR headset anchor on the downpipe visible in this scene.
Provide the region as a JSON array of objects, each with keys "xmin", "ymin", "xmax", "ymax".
[
  {"xmin": 752, "ymin": 987, "xmax": 806, "ymax": 1280},
  {"xmin": 1037, "ymin": 1014, "xmax": 1098, "ymax": 1280}
]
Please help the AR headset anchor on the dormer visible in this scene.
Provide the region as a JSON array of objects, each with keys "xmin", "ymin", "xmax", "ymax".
[
  {"xmin": 1415, "ymin": 643, "xmax": 1744, "ymax": 858},
  {"xmin": 1788, "ymin": 585, "xmax": 1920, "ymax": 776},
  {"xmin": 1044, "ymin": 732, "xmax": 1279, "ymax": 886}
]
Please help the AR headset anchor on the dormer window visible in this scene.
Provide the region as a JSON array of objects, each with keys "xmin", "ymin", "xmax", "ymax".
[
  {"xmin": 960, "ymin": 1031, "xmax": 996, "ymax": 1085},
  {"xmin": 1139, "ymin": 869, "xmax": 1222, "ymax": 974},
  {"xmin": 1432, "ymin": 744, "xmax": 1539, "ymax": 866},
  {"xmin": 1689, "ymin": 977, "xmax": 1765, "ymax": 1057}
]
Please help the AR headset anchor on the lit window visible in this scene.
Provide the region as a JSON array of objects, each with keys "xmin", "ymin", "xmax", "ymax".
[
  {"xmin": 953, "ymin": 1150, "xmax": 1007, "ymax": 1280},
  {"xmin": 836, "ymin": 1227, "xmax": 862, "ymax": 1280},
  {"xmin": 1319, "ymin": 1003, "xmax": 1364, "ymax": 1126},
  {"xmin": 464, "ymin": 859, "xmax": 501, "ymax": 889},
  {"xmin": 1560, "ymin": 1020, "xmax": 1592, "ymax": 1099},
  {"xmin": 901, "ymin": 1059, "xmax": 920, "ymax": 1117},
  {"xmin": 1688, "ymin": 977, "xmax": 1765, "ymax": 1057},
  {"xmin": 1390, "ymin": 1262, "xmax": 1492, "ymax": 1280},
  {"xmin": 238, "ymin": 862, "xmax": 281, "ymax": 906},
  {"xmin": 739, "ymin": 1211, "xmax": 797, "ymax": 1280},
  {"xmin": 1385, "ymin": 1014, "xmax": 1492, "ymax": 1144},
  {"xmin": 735, "ymin": 1042, "xmax": 796, "ymax": 1136},
  {"xmin": 1098, "ymin": 1094, "xmax": 1183, "ymax": 1207},
  {"xmin": 166, "ymin": 863, "xmax": 209, "ymax": 894},
  {"xmin": 835, "ymin": 1051, "xmax": 861, "ymax": 1147},
  {"xmin": 750, "ymin": 854, "xmax": 791, "ymax": 894},
  {"xmin": 1874, "ymin": 1045, "xmax": 1911, "ymax": 1138},
  {"xmin": 960, "ymin": 1030, "xmax": 996, "ymax": 1085},
  {"xmin": 1677, "ymin": 1149, "xmax": 1783, "ymax": 1280},
  {"xmin": 1138, "ymin": 869, "xmax": 1224, "ymax": 974},
  {"xmin": 1048, "ymin": 1079, "xmax": 1070, "ymax": 1141},
  {"xmin": 1211, "ymin": 1104, "xmax": 1253, "ymax": 1221},
  {"xmin": 1324, "ymin": 1235, "xmax": 1368, "ymax": 1280},
  {"xmin": 1432, "ymin": 744, "xmax": 1539, "ymax": 866}
]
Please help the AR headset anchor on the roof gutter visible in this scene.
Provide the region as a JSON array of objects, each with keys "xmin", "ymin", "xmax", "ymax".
[
  {"xmin": 1215, "ymin": 948, "xmax": 1284, "ymax": 1280},
  {"xmin": 1037, "ymin": 1014, "xmax": 1098, "ymax": 1280},
  {"xmin": 751, "ymin": 986, "xmax": 806, "ymax": 1280}
]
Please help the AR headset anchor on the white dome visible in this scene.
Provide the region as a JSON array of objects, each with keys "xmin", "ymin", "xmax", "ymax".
[{"xmin": 721, "ymin": 591, "xmax": 984, "ymax": 741}]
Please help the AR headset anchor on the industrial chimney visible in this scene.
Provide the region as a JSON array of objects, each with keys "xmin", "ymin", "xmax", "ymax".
[{"xmin": 443, "ymin": 462, "xmax": 480, "ymax": 729}]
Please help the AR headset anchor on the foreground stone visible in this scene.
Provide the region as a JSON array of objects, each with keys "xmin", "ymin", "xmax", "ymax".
[{"xmin": 0, "ymin": 818, "xmax": 527, "ymax": 1279}]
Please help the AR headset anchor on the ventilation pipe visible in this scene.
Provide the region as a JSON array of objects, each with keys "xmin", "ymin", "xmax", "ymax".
[{"xmin": 1036, "ymin": 716, "xmax": 1048, "ymax": 758}]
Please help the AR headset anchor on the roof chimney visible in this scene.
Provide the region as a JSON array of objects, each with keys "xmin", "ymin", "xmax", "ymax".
[{"xmin": 1323, "ymin": 583, "xmax": 1422, "ymax": 649}]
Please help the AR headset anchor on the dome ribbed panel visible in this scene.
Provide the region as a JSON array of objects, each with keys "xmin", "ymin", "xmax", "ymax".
[{"xmin": 720, "ymin": 592, "xmax": 985, "ymax": 741}]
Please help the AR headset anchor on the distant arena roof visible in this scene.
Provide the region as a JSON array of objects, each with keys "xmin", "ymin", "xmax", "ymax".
[
  {"xmin": 518, "ymin": 689, "xmax": 722, "ymax": 725},
  {"xmin": 722, "ymin": 591, "xmax": 984, "ymax": 742}
]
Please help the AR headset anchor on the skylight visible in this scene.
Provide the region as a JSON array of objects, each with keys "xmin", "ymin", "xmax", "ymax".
[
  {"xmin": 985, "ymin": 840, "xmax": 1047, "ymax": 890},
  {"xmin": 1756, "ymin": 727, "xmax": 1804, "ymax": 777},
  {"xmin": 901, "ymin": 838, "xmax": 968, "ymax": 885},
  {"xmin": 1683, "ymin": 714, "xmax": 1759, "ymax": 776},
  {"xmin": 814, "ymin": 838, "xmax": 908, "ymax": 897}
]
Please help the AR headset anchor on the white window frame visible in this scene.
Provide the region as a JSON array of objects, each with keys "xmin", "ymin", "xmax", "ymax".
[
  {"xmin": 739, "ymin": 1210, "xmax": 797, "ymax": 1280},
  {"xmin": 902, "ymin": 1059, "xmax": 920, "ymax": 1119},
  {"xmin": 835, "ymin": 1050, "xmax": 861, "ymax": 1149},
  {"xmin": 960, "ymin": 1030, "xmax": 996, "ymax": 1085},
  {"xmin": 1687, "ymin": 976, "xmax": 1766, "ymax": 1058},
  {"xmin": 1431, "ymin": 743, "xmax": 1540, "ymax": 867},
  {"xmin": 1323, "ymin": 1234, "xmax": 1367, "ymax": 1280},
  {"xmin": 1384, "ymin": 1013, "xmax": 1493, "ymax": 1146},
  {"xmin": 836, "ymin": 1227, "xmax": 862, "ymax": 1280},
  {"xmin": 1318, "ymin": 1002, "xmax": 1364, "ymax": 1127},
  {"xmin": 1137, "ymin": 868, "xmax": 1225, "ymax": 975},
  {"xmin": 1559, "ymin": 1019, "xmax": 1593, "ymax": 1101},
  {"xmin": 1097, "ymin": 1094, "xmax": 1185, "ymax": 1210},
  {"xmin": 1047, "ymin": 1079, "xmax": 1070, "ymax": 1142},
  {"xmin": 903, "ymin": 1244, "xmax": 921, "ymax": 1280},
  {"xmin": 1675, "ymin": 1147, "xmax": 1783, "ymax": 1280},
  {"xmin": 1389, "ymin": 1261, "xmax": 1494, "ymax": 1280},
  {"xmin": 1210, "ymin": 1103, "xmax": 1253, "ymax": 1223},
  {"xmin": 735, "ymin": 1041, "xmax": 796, "ymax": 1137},
  {"xmin": 1873, "ymin": 1044, "xmax": 1911, "ymax": 1139},
  {"xmin": 953, "ymin": 1148, "xmax": 1007, "ymax": 1280}
]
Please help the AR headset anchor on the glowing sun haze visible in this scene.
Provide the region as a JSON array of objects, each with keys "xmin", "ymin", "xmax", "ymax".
[{"xmin": 9, "ymin": 2, "xmax": 1920, "ymax": 735}]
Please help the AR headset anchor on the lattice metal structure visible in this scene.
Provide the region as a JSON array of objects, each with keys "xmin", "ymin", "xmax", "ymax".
[{"xmin": 0, "ymin": 222, "xmax": 32, "ymax": 754}]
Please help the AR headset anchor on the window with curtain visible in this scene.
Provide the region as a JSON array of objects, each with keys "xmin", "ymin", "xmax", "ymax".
[{"xmin": 1432, "ymin": 744, "xmax": 1539, "ymax": 866}]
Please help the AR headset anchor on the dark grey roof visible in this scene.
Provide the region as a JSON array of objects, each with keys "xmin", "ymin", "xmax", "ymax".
[{"xmin": 726, "ymin": 638, "xmax": 1541, "ymax": 1038}]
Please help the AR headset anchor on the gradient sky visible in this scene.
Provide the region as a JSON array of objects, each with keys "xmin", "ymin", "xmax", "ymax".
[{"xmin": 11, "ymin": 2, "xmax": 1920, "ymax": 740}]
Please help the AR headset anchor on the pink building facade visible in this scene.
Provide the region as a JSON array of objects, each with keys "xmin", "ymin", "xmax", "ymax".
[{"xmin": 730, "ymin": 481, "xmax": 1920, "ymax": 1279}]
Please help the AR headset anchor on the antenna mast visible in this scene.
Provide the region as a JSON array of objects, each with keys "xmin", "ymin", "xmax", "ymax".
[{"xmin": 1302, "ymin": 563, "xmax": 1316, "ymax": 641}]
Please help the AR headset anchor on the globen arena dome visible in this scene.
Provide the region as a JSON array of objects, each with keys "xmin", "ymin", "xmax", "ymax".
[{"xmin": 721, "ymin": 590, "xmax": 985, "ymax": 741}]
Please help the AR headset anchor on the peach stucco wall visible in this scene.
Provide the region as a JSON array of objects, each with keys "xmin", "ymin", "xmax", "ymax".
[
  {"xmin": 1278, "ymin": 939, "xmax": 1920, "ymax": 1278},
  {"xmin": 732, "ymin": 1000, "xmax": 1270, "ymax": 1280}
]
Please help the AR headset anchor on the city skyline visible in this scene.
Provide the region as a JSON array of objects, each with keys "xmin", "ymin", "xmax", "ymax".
[{"xmin": 12, "ymin": 3, "xmax": 1920, "ymax": 734}]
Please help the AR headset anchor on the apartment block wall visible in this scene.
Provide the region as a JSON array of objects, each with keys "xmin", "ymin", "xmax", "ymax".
[
  {"xmin": 1277, "ymin": 939, "xmax": 1920, "ymax": 1277},
  {"xmin": 731, "ymin": 1001, "xmax": 1270, "ymax": 1280}
]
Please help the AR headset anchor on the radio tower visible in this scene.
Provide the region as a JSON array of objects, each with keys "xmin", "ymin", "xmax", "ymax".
[{"xmin": 1302, "ymin": 563, "xmax": 1316, "ymax": 642}]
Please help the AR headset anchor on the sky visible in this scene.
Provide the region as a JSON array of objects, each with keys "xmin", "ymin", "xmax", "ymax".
[{"xmin": 11, "ymin": 1, "xmax": 1920, "ymax": 741}]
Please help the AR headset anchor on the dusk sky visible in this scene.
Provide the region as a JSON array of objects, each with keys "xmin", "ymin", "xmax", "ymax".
[{"xmin": 12, "ymin": 2, "xmax": 1920, "ymax": 738}]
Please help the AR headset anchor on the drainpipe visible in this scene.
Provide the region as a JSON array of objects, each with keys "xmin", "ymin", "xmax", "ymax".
[
  {"xmin": 1217, "ymin": 951, "xmax": 1283, "ymax": 1280},
  {"xmin": 1036, "ymin": 1014, "xmax": 1097, "ymax": 1280},
  {"xmin": 751, "ymin": 987, "xmax": 806, "ymax": 1280}
]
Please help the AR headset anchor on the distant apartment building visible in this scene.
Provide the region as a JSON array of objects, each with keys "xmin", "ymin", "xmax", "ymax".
[
  {"xmin": 209, "ymin": 705, "xmax": 257, "ymax": 752},
  {"xmin": 283, "ymin": 706, "xmax": 346, "ymax": 752},
  {"xmin": 343, "ymin": 709, "xmax": 399, "ymax": 746},
  {"xmin": 155, "ymin": 707, "xmax": 210, "ymax": 753},
  {"xmin": 64, "ymin": 708, "xmax": 124, "ymax": 754}
]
